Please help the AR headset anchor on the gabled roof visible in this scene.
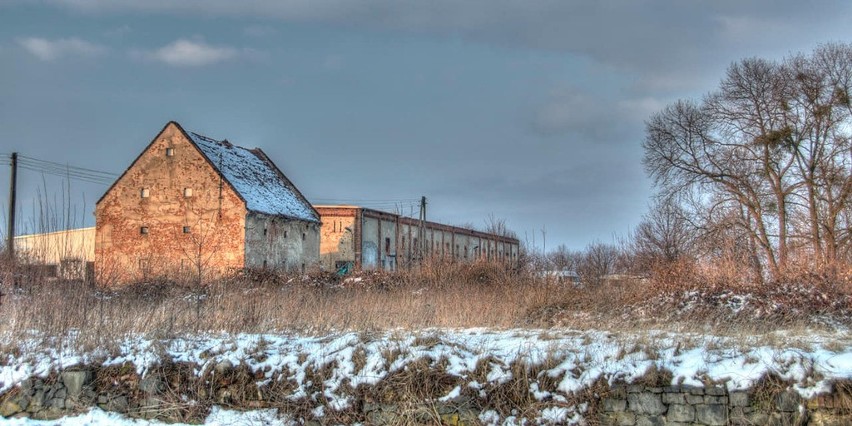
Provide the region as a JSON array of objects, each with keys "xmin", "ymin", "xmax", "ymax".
[
  {"xmin": 185, "ymin": 129, "xmax": 319, "ymax": 222},
  {"xmin": 97, "ymin": 121, "xmax": 320, "ymax": 223}
]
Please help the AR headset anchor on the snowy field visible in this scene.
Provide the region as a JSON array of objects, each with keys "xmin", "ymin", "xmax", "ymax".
[{"xmin": 2, "ymin": 328, "xmax": 852, "ymax": 425}]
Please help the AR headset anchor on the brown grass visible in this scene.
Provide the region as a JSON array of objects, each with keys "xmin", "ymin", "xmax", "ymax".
[{"xmin": 1, "ymin": 257, "xmax": 850, "ymax": 356}]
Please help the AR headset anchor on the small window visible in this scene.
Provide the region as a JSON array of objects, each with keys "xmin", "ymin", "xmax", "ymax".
[
  {"xmin": 263, "ymin": 260, "xmax": 268, "ymax": 269},
  {"xmin": 140, "ymin": 226, "xmax": 149, "ymax": 235},
  {"xmin": 141, "ymin": 188, "xmax": 150, "ymax": 198},
  {"xmin": 183, "ymin": 188, "xmax": 193, "ymax": 197},
  {"xmin": 302, "ymin": 232, "xmax": 306, "ymax": 241},
  {"xmin": 385, "ymin": 237, "xmax": 391, "ymax": 255},
  {"xmin": 263, "ymin": 228, "xmax": 268, "ymax": 236},
  {"xmin": 284, "ymin": 230, "xmax": 288, "ymax": 238},
  {"xmin": 166, "ymin": 147, "xmax": 174, "ymax": 157},
  {"xmin": 183, "ymin": 226, "xmax": 191, "ymax": 234}
]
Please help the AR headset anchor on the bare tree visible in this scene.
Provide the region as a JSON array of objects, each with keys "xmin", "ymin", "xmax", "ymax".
[
  {"xmin": 630, "ymin": 197, "xmax": 694, "ymax": 273},
  {"xmin": 483, "ymin": 214, "xmax": 518, "ymax": 239},
  {"xmin": 643, "ymin": 43, "xmax": 852, "ymax": 280},
  {"xmin": 547, "ymin": 244, "xmax": 580, "ymax": 271},
  {"xmin": 577, "ymin": 241, "xmax": 620, "ymax": 286}
]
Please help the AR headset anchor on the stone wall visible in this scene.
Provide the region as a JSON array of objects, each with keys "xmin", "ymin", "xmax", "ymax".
[
  {"xmin": 2, "ymin": 366, "xmax": 850, "ymax": 425},
  {"xmin": 599, "ymin": 383, "xmax": 849, "ymax": 426}
]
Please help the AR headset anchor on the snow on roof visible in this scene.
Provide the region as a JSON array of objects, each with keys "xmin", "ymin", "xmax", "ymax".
[{"xmin": 187, "ymin": 131, "xmax": 319, "ymax": 222}]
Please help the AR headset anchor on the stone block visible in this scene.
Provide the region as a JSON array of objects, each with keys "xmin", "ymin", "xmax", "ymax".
[
  {"xmin": 52, "ymin": 388, "xmax": 67, "ymax": 401},
  {"xmin": 687, "ymin": 386, "xmax": 705, "ymax": 395},
  {"xmin": 729, "ymin": 391, "xmax": 748, "ymax": 407},
  {"xmin": 602, "ymin": 398, "xmax": 627, "ymax": 412},
  {"xmin": 704, "ymin": 395, "xmax": 725, "ymax": 404},
  {"xmin": 729, "ymin": 406, "xmax": 746, "ymax": 422},
  {"xmin": 663, "ymin": 385, "xmax": 682, "ymax": 393},
  {"xmin": 104, "ymin": 396, "xmax": 128, "ymax": 413},
  {"xmin": 0, "ymin": 400, "xmax": 24, "ymax": 417},
  {"xmin": 666, "ymin": 404, "xmax": 695, "ymax": 423},
  {"xmin": 705, "ymin": 386, "xmax": 726, "ymax": 396},
  {"xmin": 662, "ymin": 392, "xmax": 685, "ymax": 404},
  {"xmin": 647, "ymin": 387, "xmax": 663, "ymax": 394},
  {"xmin": 695, "ymin": 404, "xmax": 727, "ymax": 425},
  {"xmin": 615, "ymin": 411, "xmax": 636, "ymax": 426},
  {"xmin": 46, "ymin": 397, "xmax": 65, "ymax": 410},
  {"xmin": 775, "ymin": 390, "xmax": 800, "ymax": 412},
  {"xmin": 628, "ymin": 393, "xmax": 665, "ymax": 415},
  {"xmin": 32, "ymin": 407, "xmax": 64, "ymax": 421},
  {"xmin": 628, "ymin": 385, "xmax": 645, "ymax": 393},
  {"xmin": 598, "ymin": 412, "xmax": 618, "ymax": 426},
  {"xmin": 139, "ymin": 375, "xmax": 164, "ymax": 395},
  {"xmin": 636, "ymin": 414, "xmax": 665, "ymax": 426},
  {"xmin": 61, "ymin": 370, "xmax": 92, "ymax": 399},
  {"xmin": 27, "ymin": 390, "xmax": 45, "ymax": 412},
  {"xmin": 686, "ymin": 394, "xmax": 704, "ymax": 404}
]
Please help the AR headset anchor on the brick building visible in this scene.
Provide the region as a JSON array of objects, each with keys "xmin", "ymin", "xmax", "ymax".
[
  {"xmin": 316, "ymin": 205, "xmax": 520, "ymax": 272},
  {"xmin": 95, "ymin": 121, "xmax": 320, "ymax": 284}
]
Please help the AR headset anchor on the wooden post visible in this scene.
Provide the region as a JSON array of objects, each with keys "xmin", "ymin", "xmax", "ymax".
[{"xmin": 6, "ymin": 152, "xmax": 17, "ymax": 263}]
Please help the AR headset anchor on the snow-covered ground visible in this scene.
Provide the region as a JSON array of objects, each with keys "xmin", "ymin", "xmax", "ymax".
[{"xmin": 2, "ymin": 328, "xmax": 852, "ymax": 425}]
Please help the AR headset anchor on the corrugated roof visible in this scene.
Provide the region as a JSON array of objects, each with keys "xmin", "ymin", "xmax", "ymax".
[{"xmin": 187, "ymin": 131, "xmax": 319, "ymax": 222}]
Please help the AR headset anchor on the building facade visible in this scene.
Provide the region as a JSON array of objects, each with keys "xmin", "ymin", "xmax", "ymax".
[
  {"xmin": 14, "ymin": 227, "xmax": 95, "ymax": 280},
  {"xmin": 95, "ymin": 121, "xmax": 320, "ymax": 284},
  {"xmin": 316, "ymin": 205, "xmax": 520, "ymax": 272}
]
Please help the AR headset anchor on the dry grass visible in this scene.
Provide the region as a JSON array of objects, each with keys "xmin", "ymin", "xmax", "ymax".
[{"xmin": 1, "ymin": 257, "xmax": 850, "ymax": 356}]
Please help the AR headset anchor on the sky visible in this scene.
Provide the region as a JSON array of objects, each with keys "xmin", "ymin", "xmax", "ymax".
[{"xmin": 1, "ymin": 1, "xmax": 851, "ymax": 251}]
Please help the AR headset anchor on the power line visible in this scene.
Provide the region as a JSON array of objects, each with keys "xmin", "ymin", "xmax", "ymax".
[
  {"xmin": 18, "ymin": 155, "xmax": 117, "ymax": 179},
  {"xmin": 5, "ymin": 153, "xmax": 118, "ymax": 186}
]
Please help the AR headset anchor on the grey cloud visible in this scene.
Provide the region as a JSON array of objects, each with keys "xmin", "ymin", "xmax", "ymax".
[
  {"xmin": 130, "ymin": 39, "xmax": 260, "ymax": 67},
  {"xmin": 17, "ymin": 37, "xmax": 106, "ymax": 61},
  {"xmin": 46, "ymin": 0, "xmax": 852, "ymax": 89},
  {"xmin": 530, "ymin": 88, "xmax": 666, "ymax": 141}
]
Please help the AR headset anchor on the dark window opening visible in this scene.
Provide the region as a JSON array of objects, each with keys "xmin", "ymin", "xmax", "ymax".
[
  {"xmin": 140, "ymin": 226, "xmax": 149, "ymax": 235},
  {"xmin": 166, "ymin": 147, "xmax": 174, "ymax": 157},
  {"xmin": 284, "ymin": 230, "xmax": 288, "ymax": 238},
  {"xmin": 385, "ymin": 237, "xmax": 391, "ymax": 255},
  {"xmin": 302, "ymin": 233, "xmax": 306, "ymax": 241},
  {"xmin": 183, "ymin": 226, "xmax": 191, "ymax": 234},
  {"xmin": 263, "ymin": 228, "xmax": 267, "ymax": 236}
]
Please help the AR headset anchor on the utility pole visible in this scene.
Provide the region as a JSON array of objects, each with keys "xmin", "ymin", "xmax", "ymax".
[
  {"xmin": 418, "ymin": 196, "xmax": 426, "ymax": 261},
  {"xmin": 6, "ymin": 152, "xmax": 17, "ymax": 264}
]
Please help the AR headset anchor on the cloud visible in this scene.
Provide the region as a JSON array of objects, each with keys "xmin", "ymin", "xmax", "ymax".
[
  {"xmin": 45, "ymin": 0, "xmax": 852, "ymax": 84},
  {"xmin": 17, "ymin": 37, "xmax": 106, "ymax": 61},
  {"xmin": 136, "ymin": 39, "xmax": 238, "ymax": 67}
]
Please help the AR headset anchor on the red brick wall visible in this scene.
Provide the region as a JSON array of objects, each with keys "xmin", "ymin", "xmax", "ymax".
[{"xmin": 95, "ymin": 123, "xmax": 247, "ymax": 285}]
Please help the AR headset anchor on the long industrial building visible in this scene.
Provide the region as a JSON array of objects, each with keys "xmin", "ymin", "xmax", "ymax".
[{"xmin": 316, "ymin": 205, "xmax": 520, "ymax": 272}]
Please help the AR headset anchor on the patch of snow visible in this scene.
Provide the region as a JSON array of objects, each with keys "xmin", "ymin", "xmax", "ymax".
[
  {"xmin": 439, "ymin": 385, "xmax": 462, "ymax": 402},
  {"xmin": 3, "ymin": 328, "xmax": 852, "ymax": 424},
  {"xmin": 188, "ymin": 131, "xmax": 318, "ymax": 222}
]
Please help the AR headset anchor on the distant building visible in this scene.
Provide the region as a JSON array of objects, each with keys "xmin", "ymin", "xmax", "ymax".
[
  {"xmin": 13, "ymin": 227, "xmax": 95, "ymax": 281},
  {"xmin": 95, "ymin": 121, "xmax": 320, "ymax": 284},
  {"xmin": 538, "ymin": 269, "xmax": 581, "ymax": 284},
  {"xmin": 315, "ymin": 205, "xmax": 520, "ymax": 272}
]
